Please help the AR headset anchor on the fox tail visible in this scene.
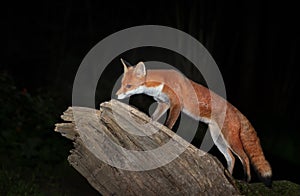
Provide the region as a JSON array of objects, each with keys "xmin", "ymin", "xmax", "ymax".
[{"xmin": 237, "ymin": 110, "xmax": 272, "ymax": 187}]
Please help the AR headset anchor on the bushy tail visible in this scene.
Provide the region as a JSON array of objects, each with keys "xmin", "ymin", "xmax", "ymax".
[{"xmin": 235, "ymin": 108, "xmax": 272, "ymax": 187}]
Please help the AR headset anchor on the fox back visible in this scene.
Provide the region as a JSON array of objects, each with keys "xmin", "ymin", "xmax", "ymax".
[{"xmin": 116, "ymin": 59, "xmax": 272, "ymax": 187}]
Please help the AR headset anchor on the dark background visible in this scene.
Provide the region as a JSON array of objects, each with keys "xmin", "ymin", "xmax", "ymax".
[{"xmin": 1, "ymin": 0, "xmax": 299, "ymax": 195}]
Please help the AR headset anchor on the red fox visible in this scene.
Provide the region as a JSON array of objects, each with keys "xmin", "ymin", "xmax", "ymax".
[{"xmin": 116, "ymin": 59, "xmax": 272, "ymax": 187}]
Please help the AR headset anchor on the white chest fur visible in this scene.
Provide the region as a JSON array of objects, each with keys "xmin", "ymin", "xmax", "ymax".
[{"xmin": 143, "ymin": 84, "xmax": 169, "ymax": 103}]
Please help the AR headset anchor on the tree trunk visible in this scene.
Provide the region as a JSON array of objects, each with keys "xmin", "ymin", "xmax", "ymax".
[{"xmin": 55, "ymin": 99, "xmax": 239, "ymax": 195}]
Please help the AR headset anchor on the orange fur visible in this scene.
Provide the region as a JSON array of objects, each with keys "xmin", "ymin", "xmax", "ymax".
[{"xmin": 116, "ymin": 60, "xmax": 272, "ymax": 187}]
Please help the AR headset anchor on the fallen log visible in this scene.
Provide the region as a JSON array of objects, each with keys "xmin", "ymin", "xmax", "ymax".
[{"xmin": 55, "ymin": 99, "xmax": 239, "ymax": 195}]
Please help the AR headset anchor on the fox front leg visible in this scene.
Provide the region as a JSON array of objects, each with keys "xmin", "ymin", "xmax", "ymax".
[
  {"xmin": 165, "ymin": 103, "xmax": 181, "ymax": 129},
  {"xmin": 151, "ymin": 102, "xmax": 169, "ymax": 121},
  {"xmin": 165, "ymin": 92, "xmax": 181, "ymax": 129}
]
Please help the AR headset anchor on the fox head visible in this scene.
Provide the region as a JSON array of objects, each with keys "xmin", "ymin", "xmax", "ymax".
[{"xmin": 116, "ymin": 59, "xmax": 147, "ymax": 99}]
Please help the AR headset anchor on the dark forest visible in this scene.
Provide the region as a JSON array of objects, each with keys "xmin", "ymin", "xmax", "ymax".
[{"xmin": 1, "ymin": 1, "xmax": 299, "ymax": 195}]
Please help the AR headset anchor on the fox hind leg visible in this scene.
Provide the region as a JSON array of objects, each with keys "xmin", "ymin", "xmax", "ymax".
[
  {"xmin": 208, "ymin": 123, "xmax": 235, "ymax": 174},
  {"xmin": 230, "ymin": 144, "xmax": 251, "ymax": 182},
  {"xmin": 224, "ymin": 127, "xmax": 251, "ymax": 182}
]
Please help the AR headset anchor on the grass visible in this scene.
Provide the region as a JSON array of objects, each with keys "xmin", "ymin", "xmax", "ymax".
[{"xmin": 237, "ymin": 180, "xmax": 300, "ymax": 196}]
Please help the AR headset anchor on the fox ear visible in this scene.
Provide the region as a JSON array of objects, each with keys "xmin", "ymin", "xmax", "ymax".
[
  {"xmin": 134, "ymin": 62, "xmax": 146, "ymax": 77},
  {"xmin": 120, "ymin": 58, "xmax": 128, "ymax": 73}
]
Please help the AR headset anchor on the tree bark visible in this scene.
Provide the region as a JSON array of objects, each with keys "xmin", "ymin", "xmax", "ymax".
[{"xmin": 55, "ymin": 99, "xmax": 239, "ymax": 195}]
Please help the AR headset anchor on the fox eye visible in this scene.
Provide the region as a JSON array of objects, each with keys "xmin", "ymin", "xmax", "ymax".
[{"xmin": 126, "ymin": 84, "xmax": 132, "ymax": 88}]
